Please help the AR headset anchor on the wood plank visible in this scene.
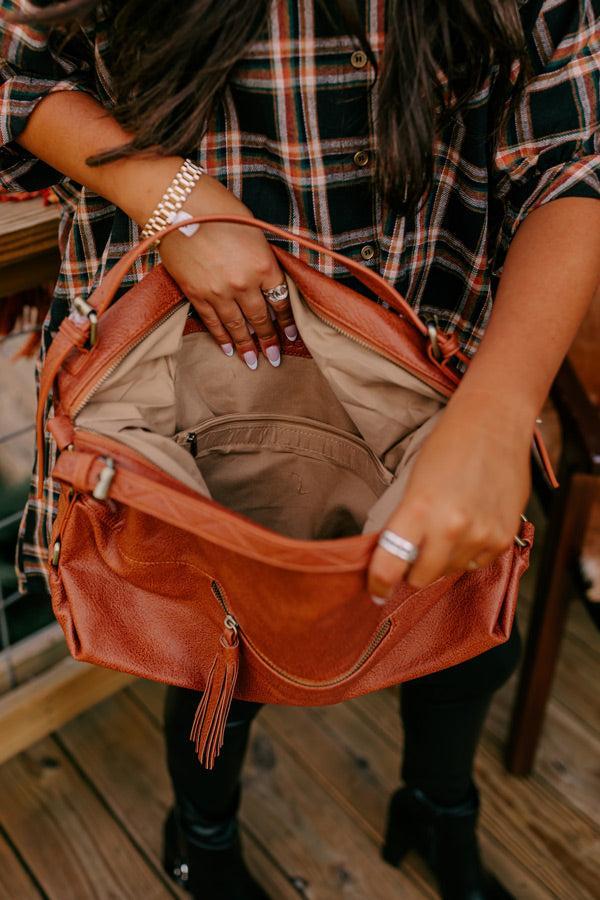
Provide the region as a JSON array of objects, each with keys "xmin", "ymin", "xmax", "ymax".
[
  {"xmin": 351, "ymin": 688, "xmax": 600, "ymax": 900},
  {"xmin": 0, "ymin": 623, "xmax": 68, "ymax": 697},
  {"xmin": 58, "ymin": 687, "xmax": 296, "ymax": 900},
  {"xmin": 508, "ymin": 594, "xmax": 600, "ymax": 738},
  {"xmin": 562, "ymin": 598, "xmax": 600, "ymax": 658},
  {"xmin": 243, "ymin": 720, "xmax": 427, "ymax": 899},
  {"xmin": 265, "ymin": 701, "xmax": 562, "ymax": 900},
  {"xmin": 488, "ymin": 674, "xmax": 600, "ymax": 829},
  {"xmin": 0, "ymin": 736, "xmax": 172, "ymax": 899},
  {"xmin": 129, "ymin": 681, "xmax": 428, "ymax": 899},
  {"xmin": 264, "ymin": 702, "xmax": 438, "ymax": 898},
  {"xmin": 521, "ymin": 494, "xmax": 599, "ymax": 657},
  {"xmin": 540, "ymin": 626, "xmax": 600, "ymax": 735},
  {"xmin": 129, "ymin": 677, "xmax": 166, "ymax": 720},
  {"xmin": 0, "ymin": 249, "xmax": 60, "ymax": 296},
  {"xmin": 0, "ymin": 828, "xmax": 41, "ymax": 900},
  {"xmin": 0, "ymin": 655, "xmax": 132, "ymax": 765},
  {"xmin": 0, "ymin": 197, "xmax": 60, "ymax": 266},
  {"xmin": 129, "ymin": 672, "xmax": 600, "ymax": 896}
]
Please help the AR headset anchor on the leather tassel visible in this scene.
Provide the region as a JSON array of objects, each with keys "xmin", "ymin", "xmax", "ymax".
[{"xmin": 190, "ymin": 616, "xmax": 239, "ymax": 769}]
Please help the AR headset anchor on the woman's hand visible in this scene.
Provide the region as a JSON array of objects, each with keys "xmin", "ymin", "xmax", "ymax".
[
  {"xmin": 16, "ymin": 100, "xmax": 297, "ymax": 369},
  {"xmin": 368, "ymin": 390, "xmax": 533, "ymax": 599},
  {"xmin": 151, "ymin": 173, "xmax": 297, "ymax": 369}
]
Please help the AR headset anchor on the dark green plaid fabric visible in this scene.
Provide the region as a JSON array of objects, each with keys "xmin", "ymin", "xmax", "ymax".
[{"xmin": 1, "ymin": 0, "xmax": 598, "ymax": 595}]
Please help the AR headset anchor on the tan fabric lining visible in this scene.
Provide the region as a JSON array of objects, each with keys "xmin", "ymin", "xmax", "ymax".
[{"xmin": 75, "ymin": 278, "xmax": 446, "ymax": 537}]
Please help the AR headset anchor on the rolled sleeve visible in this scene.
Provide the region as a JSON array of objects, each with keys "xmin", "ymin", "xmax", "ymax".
[
  {"xmin": 0, "ymin": 3, "xmax": 98, "ymax": 191},
  {"xmin": 493, "ymin": 0, "xmax": 600, "ymax": 262}
]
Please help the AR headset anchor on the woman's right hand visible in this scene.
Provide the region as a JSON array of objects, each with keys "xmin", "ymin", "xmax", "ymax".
[
  {"xmin": 154, "ymin": 173, "xmax": 297, "ymax": 369},
  {"xmin": 16, "ymin": 96, "xmax": 296, "ymax": 370}
]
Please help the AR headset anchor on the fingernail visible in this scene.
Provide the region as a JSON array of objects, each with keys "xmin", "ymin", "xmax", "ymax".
[
  {"xmin": 265, "ymin": 345, "xmax": 281, "ymax": 367},
  {"xmin": 248, "ymin": 323, "xmax": 255, "ymax": 334},
  {"xmin": 284, "ymin": 325, "xmax": 298, "ymax": 341},
  {"xmin": 221, "ymin": 342, "xmax": 234, "ymax": 357},
  {"xmin": 371, "ymin": 595, "xmax": 388, "ymax": 606},
  {"xmin": 243, "ymin": 350, "xmax": 258, "ymax": 370}
]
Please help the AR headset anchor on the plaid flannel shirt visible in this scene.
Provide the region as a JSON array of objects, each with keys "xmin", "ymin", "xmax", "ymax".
[{"xmin": 1, "ymin": 0, "xmax": 598, "ymax": 596}]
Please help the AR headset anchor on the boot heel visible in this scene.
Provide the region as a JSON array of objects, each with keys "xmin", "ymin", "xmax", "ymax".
[
  {"xmin": 381, "ymin": 792, "xmax": 413, "ymax": 867},
  {"xmin": 162, "ymin": 810, "xmax": 190, "ymax": 891}
]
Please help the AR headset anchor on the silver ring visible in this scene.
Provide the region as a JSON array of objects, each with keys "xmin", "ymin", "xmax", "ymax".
[
  {"xmin": 378, "ymin": 530, "xmax": 419, "ymax": 563},
  {"xmin": 262, "ymin": 282, "xmax": 289, "ymax": 305}
]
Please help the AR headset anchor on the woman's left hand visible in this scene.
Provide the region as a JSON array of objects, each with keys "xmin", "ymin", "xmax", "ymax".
[{"xmin": 367, "ymin": 391, "xmax": 533, "ymax": 599}]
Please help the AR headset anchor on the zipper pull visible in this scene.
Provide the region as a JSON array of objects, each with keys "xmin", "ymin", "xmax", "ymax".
[
  {"xmin": 93, "ymin": 458, "xmax": 115, "ymax": 500},
  {"xmin": 185, "ymin": 432, "xmax": 198, "ymax": 456},
  {"xmin": 190, "ymin": 615, "xmax": 240, "ymax": 769}
]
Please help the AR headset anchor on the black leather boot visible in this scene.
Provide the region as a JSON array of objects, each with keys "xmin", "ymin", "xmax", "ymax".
[
  {"xmin": 163, "ymin": 808, "xmax": 270, "ymax": 900},
  {"xmin": 381, "ymin": 785, "xmax": 513, "ymax": 900}
]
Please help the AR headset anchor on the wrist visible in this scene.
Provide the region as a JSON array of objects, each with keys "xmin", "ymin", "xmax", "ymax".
[
  {"xmin": 446, "ymin": 386, "xmax": 538, "ymax": 444},
  {"xmin": 107, "ymin": 158, "xmax": 248, "ymax": 233},
  {"xmin": 103, "ymin": 155, "xmax": 186, "ymax": 227}
]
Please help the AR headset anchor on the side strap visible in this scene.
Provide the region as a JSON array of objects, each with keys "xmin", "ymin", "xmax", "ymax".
[
  {"xmin": 35, "ymin": 317, "xmax": 90, "ymax": 498},
  {"xmin": 52, "ymin": 449, "xmax": 375, "ymax": 573}
]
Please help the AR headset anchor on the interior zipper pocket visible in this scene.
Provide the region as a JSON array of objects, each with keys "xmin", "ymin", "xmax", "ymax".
[{"xmin": 176, "ymin": 412, "xmax": 394, "ymax": 489}]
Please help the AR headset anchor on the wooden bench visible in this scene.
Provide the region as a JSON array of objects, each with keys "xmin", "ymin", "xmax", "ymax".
[{"xmin": 0, "ymin": 196, "xmax": 61, "ymax": 297}]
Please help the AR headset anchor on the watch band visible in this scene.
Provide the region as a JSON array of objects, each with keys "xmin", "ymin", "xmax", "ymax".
[{"xmin": 140, "ymin": 158, "xmax": 205, "ymax": 242}]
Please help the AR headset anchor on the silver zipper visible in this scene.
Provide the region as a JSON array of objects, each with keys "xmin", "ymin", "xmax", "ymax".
[
  {"xmin": 185, "ymin": 431, "xmax": 198, "ymax": 456},
  {"xmin": 306, "ymin": 303, "xmax": 446, "ymax": 393},
  {"xmin": 210, "ymin": 579, "xmax": 389, "ymax": 689}
]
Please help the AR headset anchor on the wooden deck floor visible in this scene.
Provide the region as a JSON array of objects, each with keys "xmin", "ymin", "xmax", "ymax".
[{"xmin": 0, "ymin": 562, "xmax": 598, "ymax": 899}]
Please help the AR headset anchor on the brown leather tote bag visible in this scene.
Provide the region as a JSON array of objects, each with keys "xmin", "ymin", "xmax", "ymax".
[{"xmin": 37, "ymin": 216, "xmax": 551, "ymax": 768}]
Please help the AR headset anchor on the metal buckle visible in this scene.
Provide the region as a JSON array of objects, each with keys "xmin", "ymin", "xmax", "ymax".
[
  {"xmin": 426, "ymin": 320, "xmax": 443, "ymax": 362},
  {"xmin": 514, "ymin": 514, "xmax": 530, "ymax": 548},
  {"xmin": 92, "ymin": 458, "xmax": 115, "ymax": 500},
  {"xmin": 51, "ymin": 540, "xmax": 61, "ymax": 566},
  {"xmin": 72, "ymin": 297, "xmax": 98, "ymax": 347}
]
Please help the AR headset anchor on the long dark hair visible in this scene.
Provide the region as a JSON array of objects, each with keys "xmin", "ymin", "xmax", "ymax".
[{"xmin": 14, "ymin": 0, "xmax": 528, "ymax": 209}]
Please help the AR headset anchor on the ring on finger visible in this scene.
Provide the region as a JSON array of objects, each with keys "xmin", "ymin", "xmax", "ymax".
[
  {"xmin": 262, "ymin": 282, "xmax": 289, "ymax": 305},
  {"xmin": 377, "ymin": 530, "xmax": 420, "ymax": 564}
]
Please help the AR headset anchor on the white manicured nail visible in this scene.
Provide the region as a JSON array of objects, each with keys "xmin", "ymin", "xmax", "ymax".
[
  {"xmin": 284, "ymin": 325, "xmax": 298, "ymax": 341},
  {"xmin": 221, "ymin": 343, "xmax": 234, "ymax": 357},
  {"xmin": 371, "ymin": 595, "xmax": 388, "ymax": 606},
  {"xmin": 266, "ymin": 346, "xmax": 281, "ymax": 367},
  {"xmin": 243, "ymin": 351, "xmax": 258, "ymax": 370}
]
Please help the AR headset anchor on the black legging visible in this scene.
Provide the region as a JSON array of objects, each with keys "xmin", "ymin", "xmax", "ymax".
[{"xmin": 165, "ymin": 623, "xmax": 521, "ymax": 836}]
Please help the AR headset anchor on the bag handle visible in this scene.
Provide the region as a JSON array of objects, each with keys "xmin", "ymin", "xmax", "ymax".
[
  {"xmin": 36, "ymin": 213, "xmax": 559, "ymax": 495},
  {"xmin": 87, "ymin": 214, "xmax": 430, "ymax": 335}
]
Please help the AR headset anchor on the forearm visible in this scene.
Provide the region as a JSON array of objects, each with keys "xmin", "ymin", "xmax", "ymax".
[
  {"xmin": 449, "ymin": 197, "xmax": 600, "ymax": 432},
  {"xmin": 369, "ymin": 197, "xmax": 599, "ymax": 593},
  {"xmin": 15, "ymin": 90, "xmax": 223, "ymax": 225}
]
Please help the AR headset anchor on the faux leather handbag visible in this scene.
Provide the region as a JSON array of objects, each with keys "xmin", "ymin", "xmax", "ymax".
[{"xmin": 37, "ymin": 215, "xmax": 555, "ymax": 768}]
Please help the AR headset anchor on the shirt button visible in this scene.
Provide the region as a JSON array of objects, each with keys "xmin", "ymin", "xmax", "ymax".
[
  {"xmin": 353, "ymin": 149, "xmax": 370, "ymax": 168},
  {"xmin": 350, "ymin": 49, "xmax": 368, "ymax": 69},
  {"xmin": 360, "ymin": 244, "xmax": 376, "ymax": 261}
]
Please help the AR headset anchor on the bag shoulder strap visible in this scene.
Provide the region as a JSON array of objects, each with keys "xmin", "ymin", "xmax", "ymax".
[{"xmin": 88, "ymin": 214, "xmax": 429, "ymax": 332}]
